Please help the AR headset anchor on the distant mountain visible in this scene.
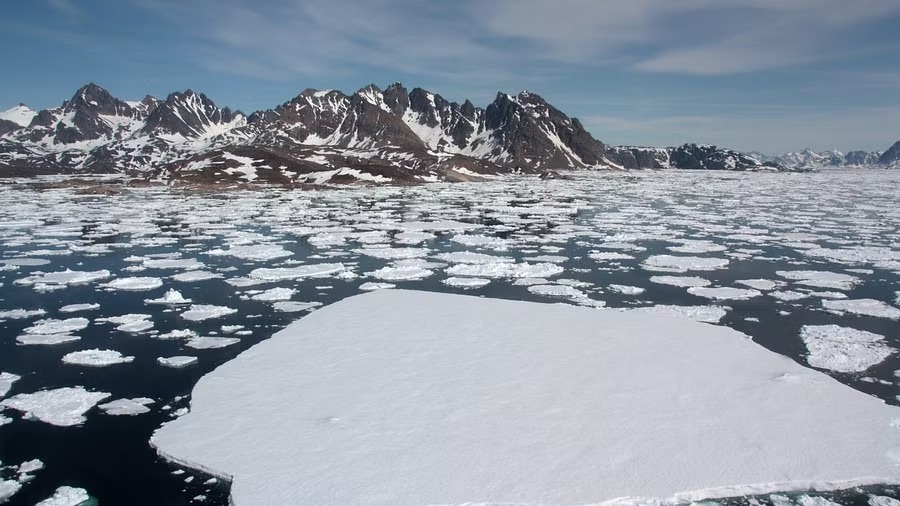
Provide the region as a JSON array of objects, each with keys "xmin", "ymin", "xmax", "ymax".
[
  {"xmin": 760, "ymin": 148, "xmax": 885, "ymax": 170},
  {"xmin": 0, "ymin": 83, "xmax": 842, "ymax": 183}
]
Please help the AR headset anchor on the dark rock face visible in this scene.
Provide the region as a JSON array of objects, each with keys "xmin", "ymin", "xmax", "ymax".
[
  {"xmin": 141, "ymin": 90, "xmax": 241, "ymax": 138},
  {"xmin": 610, "ymin": 144, "xmax": 786, "ymax": 171},
  {"xmin": 844, "ymin": 150, "xmax": 881, "ymax": 166},
  {"xmin": 0, "ymin": 120, "xmax": 20, "ymax": 137},
  {"xmin": 608, "ymin": 146, "xmax": 670, "ymax": 169},
  {"xmin": 878, "ymin": 141, "xmax": 900, "ymax": 166}
]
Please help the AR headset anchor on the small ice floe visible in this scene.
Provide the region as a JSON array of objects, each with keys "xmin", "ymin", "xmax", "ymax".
[
  {"xmin": 98, "ymin": 397, "xmax": 155, "ymax": 416},
  {"xmin": 0, "ymin": 481, "xmax": 21, "ymax": 503},
  {"xmin": 801, "ymin": 324, "xmax": 893, "ymax": 373},
  {"xmin": 607, "ymin": 284, "xmax": 645, "ymax": 295},
  {"xmin": 770, "ymin": 290, "xmax": 811, "ymax": 302},
  {"xmin": 366, "ymin": 265, "xmax": 433, "ymax": 281},
  {"xmin": 156, "ymin": 329, "xmax": 198, "ymax": 340},
  {"xmin": 273, "ymin": 301, "xmax": 322, "ymax": 313},
  {"xmin": 35, "ymin": 486, "xmax": 91, "ymax": 506},
  {"xmin": 16, "ymin": 334, "xmax": 81, "ymax": 346},
  {"xmin": 0, "ymin": 258, "xmax": 51, "ymax": 267},
  {"xmin": 524, "ymin": 255, "xmax": 568, "ymax": 263},
  {"xmin": 394, "ymin": 231, "xmax": 435, "ymax": 245},
  {"xmin": 16, "ymin": 458, "xmax": 44, "ymax": 482},
  {"xmin": 650, "ymin": 276, "xmax": 710, "ymax": 288},
  {"xmin": 221, "ymin": 325, "xmax": 244, "ymax": 334},
  {"xmin": 433, "ymin": 252, "xmax": 515, "ymax": 264},
  {"xmin": 24, "ymin": 318, "xmax": 89, "ymax": 335},
  {"xmin": 352, "ymin": 247, "xmax": 429, "ymax": 260},
  {"xmin": 180, "ymin": 305, "xmax": 238, "ymax": 322},
  {"xmin": 822, "ymin": 299, "xmax": 900, "ymax": 319},
  {"xmin": 101, "ymin": 277, "xmax": 164, "ymax": 291},
  {"xmin": 98, "ymin": 314, "xmax": 153, "ymax": 333},
  {"xmin": 0, "ymin": 308, "xmax": 47, "ymax": 321},
  {"xmin": 595, "ymin": 241, "xmax": 646, "ymax": 251},
  {"xmin": 442, "ymin": 277, "xmax": 491, "ymax": 289},
  {"xmin": 0, "ymin": 386, "xmax": 110, "ymax": 426},
  {"xmin": 588, "ymin": 251, "xmax": 635, "ymax": 261},
  {"xmin": 185, "ymin": 336, "xmax": 241, "ymax": 350},
  {"xmin": 249, "ymin": 263, "xmax": 345, "ymax": 281},
  {"xmin": 0, "ymin": 373, "xmax": 21, "ymax": 398},
  {"xmin": 869, "ymin": 495, "xmax": 900, "ymax": 506},
  {"xmin": 58, "ymin": 303, "xmax": 100, "ymax": 313},
  {"xmin": 359, "ymin": 282, "xmax": 395, "ymax": 291},
  {"xmin": 687, "ymin": 287, "xmax": 762, "ymax": 300},
  {"xmin": 207, "ymin": 244, "xmax": 292, "ymax": 262},
  {"xmin": 14, "ymin": 269, "xmax": 111, "ymax": 290},
  {"xmin": 158, "ymin": 356, "xmax": 199, "ymax": 368},
  {"xmin": 775, "ymin": 270, "xmax": 860, "ymax": 291},
  {"xmin": 171, "ymin": 271, "xmax": 223, "ymax": 283},
  {"xmin": 736, "ymin": 279, "xmax": 779, "ymax": 291},
  {"xmin": 450, "ymin": 234, "xmax": 513, "ymax": 251},
  {"xmin": 528, "ymin": 284, "xmax": 587, "ymax": 300},
  {"xmin": 143, "ymin": 258, "xmax": 205, "ymax": 270},
  {"xmin": 642, "ymin": 255, "xmax": 729, "ymax": 273},
  {"xmin": 628, "ymin": 304, "xmax": 730, "ymax": 323},
  {"xmin": 251, "ymin": 287, "xmax": 296, "ymax": 301},
  {"xmin": 62, "ymin": 349, "xmax": 135, "ymax": 367},
  {"xmin": 667, "ymin": 240, "xmax": 727, "ymax": 254},
  {"xmin": 145, "ymin": 289, "xmax": 192, "ymax": 305},
  {"xmin": 446, "ymin": 262, "xmax": 563, "ymax": 279}
]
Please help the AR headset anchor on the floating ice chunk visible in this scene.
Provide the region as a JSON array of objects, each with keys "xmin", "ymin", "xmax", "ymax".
[
  {"xmin": 588, "ymin": 251, "xmax": 634, "ymax": 261},
  {"xmin": 1, "ymin": 386, "xmax": 110, "ymax": 426},
  {"xmin": 221, "ymin": 325, "xmax": 244, "ymax": 333},
  {"xmin": 207, "ymin": 244, "xmax": 292, "ymax": 262},
  {"xmin": 156, "ymin": 329, "xmax": 198, "ymax": 340},
  {"xmin": 608, "ymin": 284, "xmax": 645, "ymax": 295},
  {"xmin": 869, "ymin": 495, "xmax": 900, "ymax": 506},
  {"xmin": 24, "ymin": 318, "xmax": 89, "ymax": 335},
  {"xmin": 145, "ymin": 289, "xmax": 192, "ymax": 305},
  {"xmin": 58, "ymin": 303, "xmax": 100, "ymax": 313},
  {"xmin": 16, "ymin": 334, "xmax": 80, "ymax": 346},
  {"xmin": 0, "ymin": 372, "xmax": 20, "ymax": 398},
  {"xmin": 17, "ymin": 458, "xmax": 44, "ymax": 475},
  {"xmin": 822, "ymin": 299, "xmax": 900, "ymax": 319},
  {"xmin": 528, "ymin": 284, "xmax": 587, "ymax": 299},
  {"xmin": 251, "ymin": 288, "xmax": 296, "ymax": 301},
  {"xmin": 643, "ymin": 255, "xmax": 729, "ymax": 273},
  {"xmin": 446, "ymin": 262, "xmax": 563, "ymax": 279},
  {"xmin": 442, "ymin": 277, "xmax": 491, "ymax": 289},
  {"xmin": 450, "ymin": 234, "xmax": 513, "ymax": 251},
  {"xmin": 359, "ymin": 282, "xmax": 395, "ymax": 291},
  {"xmin": 366, "ymin": 266, "xmax": 433, "ymax": 281},
  {"xmin": 62, "ymin": 349, "xmax": 135, "ymax": 367},
  {"xmin": 0, "ymin": 481, "xmax": 21, "ymax": 503},
  {"xmin": 152, "ymin": 290, "xmax": 900, "ymax": 506},
  {"xmin": 99, "ymin": 397, "xmax": 155, "ymax": 416},
  {"xmin": 650, "ymin": 276, "xmax": 711, "ymax": 288},
  {"xmin": 595, "ymin": 241, "xmax": 646, "ymax": 251},
  {"xmin": 273, "ymin": 301, "xmax": 322, "ymax": 313},
  {"xmin": 668, "ymin": 241, "xmax": 727, "ymax": 254},
  {"xmin": 770, "ymin": 290, "xmax": 811, "ymax": 302},
  {"xmin": 433, "ymin": 252, "xmax": 514, "ymax": 264},
  {"xmin": 0, "ymin": 258, "xmax": 51, "ymax": 267},
  {"xmin": 800, "ymin": 325, "xmax": 892, "ymax": 373},
  {"xmin": 180, "ymin": 305, "xmax": 237, "ymax": 322},
  {"xmin": 688, "ymin": 287, "xmax": 762, "ymax": 300},
  {"xmin": 0, "ymin": 308, "xmax": 46, "ymax": 320},
  {"xmin": 185, "ymin": 336, "xmax": 241, "ymax": 350},
  {"xmin": 99, "ymin": 314, "xmax": 153, "ymax": 333},
  {"xmin": 35, "ymin": 486, "xmax": 91, "ymax": 506},
  {"xmin": 143, "ymin": 258, "xmax": 205, "ymax": 270},
  {"xmin": 394, "ymin": 231, "xmax": 435, "ymax": 245},
  {"xmin": 102, "ymin": 277, "xmax": 164, "ymax": 291},
  {"xmin": 249, "ymin": 263, "xmax": 345, "ymax": 281},
  {"xmin": 395, "ymin": 220, "xmax": 480, "ymax": 232},
  {"xmin": 776, "ymin": 270, "xmax": 860, "ymax": 291},
  {"xmin": 628, "ymin": 304, "xmax": 730, "ymax": 323},
  {"xmin": 15, "ymin": 269, "xmax": 111, "ymax": 289},
  {"xmin": 171, "ymin": 271, "xmax": 223, "ymax": 282},
  {"xmin": 736, "ymin": 279, "xmax": 779, "ymax": 291},
  {"xmin": 524, "ymin": 255, "xmax": 568, "ymax": 263},
  {"xmin": 352, "ymin": 248, "xmax": 429, "ymax": 260},
  {"xmin": 158, "ymin": 356, "xmax": 199, "ymax": 368}
]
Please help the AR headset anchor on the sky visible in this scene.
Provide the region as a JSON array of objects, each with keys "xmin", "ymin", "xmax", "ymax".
[{"xmin": 2, "ymin": 0, "xmax": 899, "ymax": 154}]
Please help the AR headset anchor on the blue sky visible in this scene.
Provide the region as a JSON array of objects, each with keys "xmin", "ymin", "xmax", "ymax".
[{"xmin": 2, "ymin": 0, "xmax": 899, "ymax": 154}]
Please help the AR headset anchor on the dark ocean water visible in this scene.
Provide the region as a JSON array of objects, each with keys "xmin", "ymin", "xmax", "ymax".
[{"xmin": 0, "ymin": 170, "xmax": 898, "ymax": 505}]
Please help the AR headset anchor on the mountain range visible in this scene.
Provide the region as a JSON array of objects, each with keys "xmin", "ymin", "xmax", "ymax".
[{"xmin": 1, "ymin": 83, "xmax": 897, "ymax": 184}]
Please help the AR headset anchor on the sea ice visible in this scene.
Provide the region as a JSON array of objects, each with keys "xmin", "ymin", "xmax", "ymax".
[
  {"xmin": 1, "ymin": 386, "xmax": 110, "ymax": 426},
  {"xmin": 99, "ymin": 314, "xmax": 153, "ymax": 333},
  {"xmin": 0, "ymin": 481, "xmax": 20, "ymax": 503},
  {"xmin": 442, "ymin": 277, "xmax": 491, "ymax": 289},
  {"xmin": 249, "ymin": 263, "xmax": 345, "ymax": 281},
  {"xmin": 445, "ymin": 262, "xmax": 563, "ymax": 279},
  {"xmin": 24, "ymin": 318, "xmax": 89, "ymax": 335},
  {"xmin": 15, "ymin": 269, "xmax": 110, "ymax": 290},
  {"xmin": 152, "ymin": 291, "xmax": 900, "ymax": 506},
  {"xmin": 35, "ymin": 486, "xmax": 91, "ymax": 506},
  {"xmin": 0, "ymin": 373, "xmax": 20, "ymax": 398},
  {"xmin": 62, "ymin": 349, "xmax": 135, "ymax": 367},
  {"xmin": 365, "ymin": 265, "xmax": 433, "ymax": 281},
  {"xmin": 180, "ymin": 305, "xmax": 238, "ymax": 322},
  {"xmin": 185, "ymin": 336, "xmax": 241, "ymax": 350},
  {"xmin": 99, "ymin": 397, "xmax": 155, "ymax": 416},
  {"xmin": 801, "ymin": 325, "xmax": 893, "ymax": 373},
  {"xmin": 272, "ymin": 301, "xmax": 322, "ymax": 313},
  {"xmin": 58, "ymin": 303, "xmax": 100, "ymax": 313},
  {"xmin": 101, "ymin": 277, "xmax": 164, "ymax": 291},
  {"xmin": 251, "ymin": 288, "xmax": 296, "ymax": 301},
  {"xmin": 776, "ymin": 270, "xmax": 860, "ymax": 291},
  {"xmin": 650, "ymin": 276, "xmax": 711, "ymax": 288},
  {"xmin": 207, "ymin": 244, "xmax": 292, "ymax": 262},
  {"xmin": 433, "ymin": 252, "xmax": 514, "ymax": 264},
  {"xmin": 643, "ymin": 255, "xmax": 729, "ymax": 273},
  {"xmin": 628, "ymin": 304, "xmax": 730, "ymax": 324},
  {"xmin": 16, "ymin": 334, "xmax": 81, "ymax": 346},
  {"xmin": 607, "ymin": 284, "xmax": 645, "ymax": 295},
  {"xmin": 823, "ymin": 299, "xmax": 900, "ymax": 319},
  {"xmin": 158, "ymin": 356, "xmax": 199, "ymax": 368},
  {"xmin": 359, "ymin": 282, "xmax": 396, "ymax": 291},
  {"xmin": 736, "ymin": 279, "xmax": 780, "ymax": 291},
  {"xmin": 687, "ymin": 287, "xmax": 762, "ymax": 300},
  {"xmin": 0, "ymin": 308, "xmax": 47, "ymax": 320},
  {"xmin": 145, "ymin": 289, "xmax": 192, "ymax": 305}
]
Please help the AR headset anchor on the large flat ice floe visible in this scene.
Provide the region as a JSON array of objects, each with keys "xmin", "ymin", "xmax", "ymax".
[
  {"xmin": 1, "ymin": 386, "xmax": 110, "ymax": 426},
  {"xmin": 152, "ymin": 290, "xmax": 900, "ymax": 506}
]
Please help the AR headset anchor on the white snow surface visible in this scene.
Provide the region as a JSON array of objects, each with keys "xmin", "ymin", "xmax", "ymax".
[
  {"xmin": 0, "ymin": 372, "xmax": 20, "ymax": 398},
  {"xmin": 180, "ymin": 305, "xmax": 237, "ymax": 321},
  {"xmin": 643, "ymin": 255, "xmax": 729, "ymax": 272},
  {"xmin": 98, "ymin": 397, "xmax": 154, "ymax": 416},
  {"xmin": 152, "ymin": 290, "xmax": 900, "ymax": 506},
  {"xmin": 822, "ymin": 299, "xmax": 900, "ymax": 319},
  {"xmin": 62, "ymin": 349, "xmax": 135, "ymax": 367},
  {"xmin": 801, "ymin": 325, "xmax": 893, "ymax": 373},
  {"xmin": 185, "ymin": 336, "xmax": 241, "ymax": 350},
  {"xmin": 1, "ymin": 386, "xmax": 110, "ymax": 426},
  {"xmin": 102, "ymin": 277, "xmax": 164, "ymax": 291}
]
